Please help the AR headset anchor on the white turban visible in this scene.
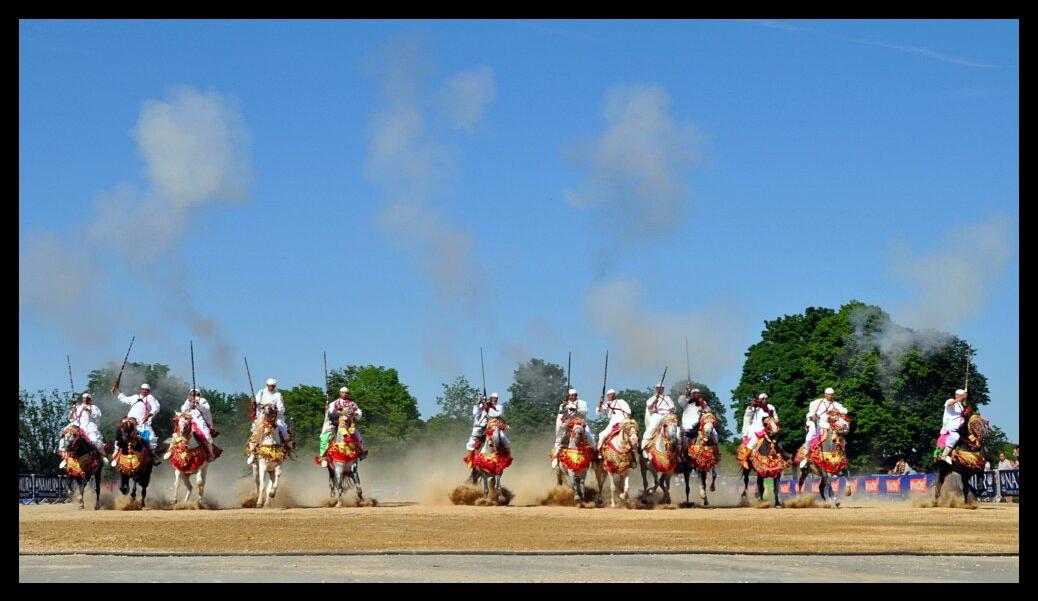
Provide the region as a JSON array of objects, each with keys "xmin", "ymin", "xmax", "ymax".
[
  {"xmin": 82, "ymin": 393, "xmax": 92, "ymax": 399},
  {"xmin": 340, "ymin": 387, "xmax": 349, "ymax": 393},
  {"xmin": 139, "ymin": 383, "xmax": 150, "ymax": 390},
  {"xmin": 824, "ymin": 387, "xmax": 835, "ymax": 395},
  {"xmin": 568, "ymin": 388, "xmax": 577, "ymax": 396},
  {"xmin": 189, "ymin": 388, "xmax": 199, "ymax": 394},
  {"xmin": 607, "ymin": 389, "xmax": 616, "ymax": 396},
  {"xmin": 656, "ymin": 382, "xmax": 665, "ymax": 388},
  {"xmin": 491, "ymin": 392, "xmax": 499, "ymax": 398},
  {"xmin": 266, "ymin": 378, "xmax": 277, "ymax": 386},
  {"xmin": 691, "ymin": 388, "xmax": 701, "ymax": 394},
  {"xmin": 955, "ymin": 389, "xmax": 967, "ymax": 396},
  {"xmin": 758, "ymin": 393, "xmax": 768, "ymax": 399}
]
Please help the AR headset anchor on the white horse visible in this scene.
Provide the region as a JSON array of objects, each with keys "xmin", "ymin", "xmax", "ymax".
[
  {"xmin": 167, "ymin": 411, "xmax": 210, "ymax": 504},
  {"xmin": 640, "ymin": 415, "xmax": 681, "ymax": 504},
  {"xmin": 554, "ymin": 418, "xmax": 596, "ymax": 503},
  {"xmin": 324, "ymin": 412, "xmax": 364, "ymax": 507},
  {"xmin": 596, "ymin": 419, "xmax": 640, "ymax": 508},
  {"xmin": 470, "ymin": 418, "xmax": 512, "ymax": 504},
  {"xmin": 248, "ymin": 405, "xmax": 287, "ymax": 508}
]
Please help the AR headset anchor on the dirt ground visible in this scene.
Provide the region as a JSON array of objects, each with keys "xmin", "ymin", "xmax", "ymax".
[{"xmin": 19, "ymin": 501, "xmax": 1018, "ymax": 555}]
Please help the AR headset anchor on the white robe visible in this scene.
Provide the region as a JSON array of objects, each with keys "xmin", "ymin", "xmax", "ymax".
[
  {"xmin": 555, "ymin": 399, "xmax": 595, "ymax": 448},
  {"xmin": 598, "ymin": 398, "xmax": 632, "ymax": 446},
  {"xmin": 322, "ymin": 399, "xmax": 363, "ymax": 434},
  {"xmin": 804, "ymin": 398, "xmax": 847, "ymax": 444},
  {"xmin": 253, "ymin": 388, "xmax": 288, "ymax": 440},
  {"xmin": 468, "ymin": 403, "xmax": 508, "ymax": 451},
  {"xmin": 642, "ymin": 394, "xmax": 675, "ymax": 445},
  {"xmin": 117, "ymin": 392, "xmax": 160, "ymax": 449},
  {"xmin": 62, "ymin": 404, "xmax": 104, "ymax": 452}
]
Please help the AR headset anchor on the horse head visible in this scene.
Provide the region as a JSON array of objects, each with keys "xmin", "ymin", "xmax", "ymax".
[
  {"xmin": 484, "ymin": 418, "xmax": 504, "ymax": 451},
  {"xmin": 61, "ymin": 425, "xmax": 83, "ymax": 452},
  {"xmin": 699, "ymin": 412, "xmax": 716, "ymax": 443},
  {"xmin": 830, "ymin": 411, "xmax": 851, "ymax": 435},
  {"xmin": 620, "ymin": 420, "xmax": 640, "ymax": 452},
  {"xmin": 966, "ymin": 413, "xmax": 990, "ymax": 449},
  {"xmin": 660, "ymin": 415, "xmax": 680, "ymax": 450},
  {"xmin": 567, "ymin": 418, "xmax": 586, "ymax": 446},
  {"xmin": 117, "ymin": 417, "xmax": 139, "ymax": 452},
  {"xmin": 172, "ymin": 412, "xmax": 194, "ymax": 438}
]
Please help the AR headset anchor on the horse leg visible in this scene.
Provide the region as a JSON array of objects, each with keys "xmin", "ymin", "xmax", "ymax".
[
  {"xmin": 172, "ymin": 471, "xmax": 181, "ymax": 504},
  {"xmin": 120, "ymin": 474, "xmax": 129, "ymax": 496},
  {"xmin": 197, "ymin": 465, "xmax": 207, "ymax": 504},
  {"xmin": 756, "ymin": 473, "xmax": 765, "ymax": 503},
  {"xmin": 76, "ymin": 478, "xmax": 86, "ymax": 510},
  {"xmin": 773, "ymin": 476, "xmax": 782, "ymax": 508},
  {"xmin": 256, "ymin": 461, "xmax": 267, "ymax": 507},
  {"xmin": 271, "ymin": 464, "xmax": 281, "ymax": 499},
  {"xmin": 741, "ymin": 468, "xmax": 749, "ymax": 499},
  {"xmin": 661, "ymin": 474, "xmax": 671, "ymax": 505},
  {"xmin": 699, "ymin": 470, "xmax": 709, "ymax": 506},
  {"xmin": 93, "ymin": 471, "xmax": 102, "ymax": 510},
  {"xmin": 683, "ymin": 464, "xmax": 691, "ymax": 506}
]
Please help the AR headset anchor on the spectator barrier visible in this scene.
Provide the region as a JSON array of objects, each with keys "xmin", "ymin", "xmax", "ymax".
[{"xmin": 18, "ymin": 474, "xmax": 70, "ymax": 504}]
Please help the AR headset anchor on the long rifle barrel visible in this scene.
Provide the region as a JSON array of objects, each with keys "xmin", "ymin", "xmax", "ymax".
[
  {"xmin": 111, "ymin": 335, "xmax": 136, "ymax": 393},
  {"xmin": 685, "ymin": 336, "xmax": 691, "ymax": 388},
  {"xmin": 244, "ymin": 356, "xmax": 256, "ymax": 422},
  {"xmin": 480, "ymin": 347, "xmax": 487, "ymax": 399},
  {"xmin": 324, "ymin": 351, "xmax": 330, "ymax": 399},
  {"xmin": 190, "ymin": 340, "xmax": 197, "ymax": 396},
  {"xmin": 965, "ymin": 344, "xmax": 972, "ymax": 391},
  {"xmin": 67, "ymin": 355, "xmax": 75, "ymax": 401}
]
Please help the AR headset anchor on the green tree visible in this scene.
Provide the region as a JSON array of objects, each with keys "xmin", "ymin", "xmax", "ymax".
[
  {"xmin": 424, "ymin": 375, "xmax": 481, "ymax": 443},
  {"xmin": 732, "ymin": 301, "xmax": 992, "ymax": 472},
  {"xmin": 19, "ymin": 388, "xmax": 70, "ymax": 475},
  {"xmin": 327, "ymin": 365, "xmax": 423, "ymax": 457},
  {"xmin": 280, "ymin": 384, "xmax": 327, "ymax": 454},
  {"xmin": 198, "ymin": 388, "xmax": 252, "ymax": 443},
  {"xmin": 504, "ymin": 358, "xmax": 568, "ymax": 437}
]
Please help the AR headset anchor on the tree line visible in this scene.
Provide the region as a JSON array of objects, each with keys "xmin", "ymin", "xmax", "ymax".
[{"xmin": 20, "ymin": 300, "xmax": 1014, "ymax": 476}]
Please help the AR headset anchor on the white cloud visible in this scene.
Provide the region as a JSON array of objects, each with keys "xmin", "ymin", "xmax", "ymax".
[{"xmin": 439, "ymin": 66, "xmax": 497, "ymax": 133}]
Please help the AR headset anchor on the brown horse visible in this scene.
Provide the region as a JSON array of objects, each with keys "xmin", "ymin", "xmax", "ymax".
[
  {"xmin": 934, "ymin": 412, "xmax": 990, "ymax": 505},
  {"xmin": 738, "ymin": 416, "xmax": 787, "ymax": 507},
  {"xmin": 59, "ymin": 425, "xmax": 103, "ymax": 510},
  {"xmin": 114, "ymin": 417, "xmax": 155, "ymax": 508}
]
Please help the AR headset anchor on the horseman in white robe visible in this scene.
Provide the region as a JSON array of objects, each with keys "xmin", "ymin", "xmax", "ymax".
[
  {"xmin": 465, "ymin": 393, "xmax": 510, "ymax": 465},
  {"xmin": 247, "ymin": 378, "xmax": 292, "ymax": 464},
  {"xmin": 552, "ymin": 389, "xmax": 596, "ymax": 467},
  {"xmin": 678, "ymin": 387, "xmax": 711, "ymax": 452},
  {"xmin": 938, "ymin": 389, "xmax": 968, "ymax": 465},
  {"xmin": 641, "ymin": 382, "xmax": 675, "ymax": 456},
  {"xmin": 168, "ymin": 388, "xmax": 216, "ymax": 462},
  {"xmin": 114, "ymin": 383, "xmax": 162, "ymax": 466},
  {"xmin": 597, "ymin": 389, "xmax": 632, "ymax": 454},
  {"xmin": 320, "ymin": 387, "xmax": 368, "ymax": 467},
  {"xmin": 58, "ymin": 393, "xmax": 105, "ymax": 468},
  {"xmin": 743, "ymin": 393, "xmax": 779, "ymax": 453},
  {"xmin": 800, "ymin": 387, "xmax": 848, "ymax": 468}
]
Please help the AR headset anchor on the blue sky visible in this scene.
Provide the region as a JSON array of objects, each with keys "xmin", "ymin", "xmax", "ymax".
[{"xmin": 19, "ymin": 20, "xmax": 1019, "ymax": 440}]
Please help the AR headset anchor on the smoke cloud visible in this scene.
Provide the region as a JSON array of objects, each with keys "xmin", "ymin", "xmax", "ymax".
[
  {"xmin": 889, "ymin": 212, "xmax": 1015, "ymax": 331},
  {"xmin": 564, "ymin": 84, "xmax": 701, "ymax": 238},
  {"xmin": 585, "ymin": 278, "xmax": 744, "ymax": 381},
  {"xmin": 19, "ymin": 85, "xmax": 251, "ymax": 372},
  {"xmin": 363, "ymin": 36, "xmax": 495, "ymax": 311}
]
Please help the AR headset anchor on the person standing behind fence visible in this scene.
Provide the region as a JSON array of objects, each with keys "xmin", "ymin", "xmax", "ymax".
[{"xmin": 996, "ymin": 451, "xmax": 1013, "ymax": 503}]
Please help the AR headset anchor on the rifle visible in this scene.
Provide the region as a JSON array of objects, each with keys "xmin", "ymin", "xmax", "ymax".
[
  {"xmin": 599, "ymin": 350, "xmax": 609, "ymax": 413},
  {"xmin": 110, "ymin": 335, "xmax": 136, "ymax": 393},
  {"xmin": 190, "ymin": 340, "xmax": 197, "ymax": 401},
  {"xmin": 685, "ymin": 336, "xmax": 692, "ymax": 393},
  {"xmin": 244, "ymin": 356, "xmax": 256, "ymax": 422},
  {"xmin": 964, "ymin": 344, "xmax": 972, "ymax": 392},
  {"xmin": 324, "ymin": 351, "xmax": 330, "ymax": 400},
  {"xmin": 480, "ymin": 347, "xmax": 488, "ymax": 400},
  {"xmin": 649, "ymin": 366, "xmax": 668, "ymax": 412},
  {"xmin": 67, "ymin": 355, "xmax": 77, "ymax": 421}
]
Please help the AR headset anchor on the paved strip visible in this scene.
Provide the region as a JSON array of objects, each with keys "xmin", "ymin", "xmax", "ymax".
[{"xmin": 18, "ymin": 553, "xmax": 1019, "ymax": 582}]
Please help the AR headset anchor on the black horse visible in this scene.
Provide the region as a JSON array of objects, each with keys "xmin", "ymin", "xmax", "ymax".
[
  {"xmin": 59, "ymin": 425, "xmax": 103, "ymax": 510},
  {"xmin": 114, "ymin": 418, "xmax": 155, "ymax": 508},
  {"xmin": 934, "ymin": 411, "xmax": 990, "ymax": 505},
  {"xmin": 739, "ymin": 417, "xmax": 787, "ymax": 508}
]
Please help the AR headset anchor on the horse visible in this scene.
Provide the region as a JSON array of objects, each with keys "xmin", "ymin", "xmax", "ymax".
[
  {"xmin": 934, "ymin": 411, "xmax": 990, "ymax": 505},
  {"xmin": 639, "ymin": 414, "xmax": 681, "ymax": 505},
  {"xmin": 319, "ymin": 411, "xmax": 365, "ymax": 507},
  {"xmin": 167, "ymin": 412, "xmax": 210, "ymax": 504},
  {"xmin": 794, "ymin": 412, "xmax": 852, "ymax": 507},
  {"xmin": 738, "ymin": 416, "xmax": 787, "ymax": 507},
  {"xmin": 59, "ymin": 425, "xmax": 103, "ymax": 510},
  {"xmin": 683, "ymin": 411, "xmax": 721, "ymax": 507},
  {"xmin": 113, "ymin": 417, "xmax": 155, "ymax": 508},
  {"xmin": 468, "ymin": 417, "xmax": 512, "ymax": 504},
  {"xmin": 595, "ymin": 419, "xmax": 640, "ymax": 508},
  {"xmin": 247, "ymin": 404, "xmax": 287, "ymax": 508},
  {"xmin": 554, "ymin": 418, "xmax": 596, "ymax": 504}
]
